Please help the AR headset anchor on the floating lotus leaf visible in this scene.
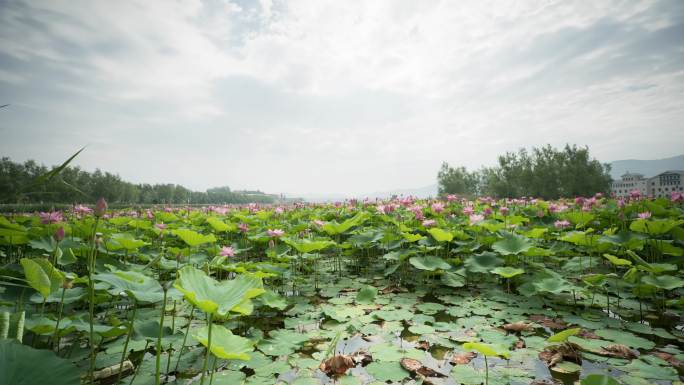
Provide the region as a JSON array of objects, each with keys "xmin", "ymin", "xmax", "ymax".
[
  {"xmin": 365, "ymin": 361, "xmax": 410, "ymax": 382},
  {"xmin": 594, "ymin": 329, "xmax": 655, "ymax": 350},
  {"xmin": 355, "ymin": 285, "xmax": 377, "ymax": 304},
  {"xmin": 174, "ymin": 266, "xmax": 265, "ymax": 316},
  {"xmin": 192, "ymin": 324, "xmax": 254, "ymax": 360},
  {"xmin": 580, "ymin": 374, "xmax": 620, "ymax": 385}
]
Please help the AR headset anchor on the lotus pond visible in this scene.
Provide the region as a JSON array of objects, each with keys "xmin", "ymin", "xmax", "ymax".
[{"xmin": 1, "ymin": 195, "xmax": 684, "ymax": 385}]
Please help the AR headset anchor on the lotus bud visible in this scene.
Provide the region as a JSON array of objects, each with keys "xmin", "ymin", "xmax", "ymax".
[
  {"xmin": 94, "ymin": 197, "xmax": 108, "ymax": 217},
  {"xmin": 53, "ymin": 226, "xmax": 65, "ymax": 242}
]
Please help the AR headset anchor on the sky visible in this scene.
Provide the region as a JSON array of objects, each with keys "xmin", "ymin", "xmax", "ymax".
[{"xmin": 1, "ymin": 0, "xmax": 683, "ymax": 196}]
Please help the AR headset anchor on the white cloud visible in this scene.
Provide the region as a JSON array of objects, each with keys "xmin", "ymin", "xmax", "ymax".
[{"xmin": 0, "ymin": 0, "xmax": 683, "ymax": 195}]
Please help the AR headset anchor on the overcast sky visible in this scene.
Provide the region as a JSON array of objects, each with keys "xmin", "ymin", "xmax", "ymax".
[{"xmin": 1, "ymin": 0, "xmax": 683, "ymax": 196}]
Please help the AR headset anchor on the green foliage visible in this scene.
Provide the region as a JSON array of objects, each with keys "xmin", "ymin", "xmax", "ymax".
[{"xmin": 439, "ymin": 144, "xmax": 611, "ymax": 199}]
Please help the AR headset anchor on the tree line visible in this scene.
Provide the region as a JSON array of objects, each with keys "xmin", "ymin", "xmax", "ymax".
[
  {"xmin": 437, "ymin": 144, "xmax": 612, "ymax": 199},
  {"xmin": 0, "ymin": 157, "xmax": 275, "ymax": 204}
]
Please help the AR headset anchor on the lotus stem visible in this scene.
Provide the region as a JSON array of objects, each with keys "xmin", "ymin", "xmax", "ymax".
[
  {"xmin": 155, "ymin": 288, "xmax": 168, "ymax": 385},
  {"xmin": 484, "ymin": 355, "xmax": 489, "ymax": 385},
  {"xmin": 0, "ymin": 311, "xmax": 8, "ymax": 339},
  {"xmin": 165, "ymin": 300, "xmax": 176, "ymax": 374},
  {"xmin": 88, "ymin": 217, "xmax": 100, "ymax": 385},
  {"xmin": 200, "ymin": 313, "xmax": 214, "ymax": 385},
  {"xmin": 174, "ymin": 306, "xmax": 195, "ymax": 373},
  {"xmin": 116, "ymin": 301, "xmax": 137, "ymax": 385},
  {"xmin": 52, "ymin": 286, "xmax": 67, "ymax": 351},
  {"xmin": 16, "ymin": 310, "xmax": 24, "ymax": 343}
]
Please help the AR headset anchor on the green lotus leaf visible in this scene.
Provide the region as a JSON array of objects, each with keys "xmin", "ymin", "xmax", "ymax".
[
  {"xmin": 603, "ymin": 253, "xmax": 632, "ymax": 266},
  {"xmin": 547, "ymin": 328, "xmax": 581, "ymax": 343},
  {"xmin": 594, "ymin": 329, "xmax": 655, "ymax": 350},
  {"xmin": 462, "ymin": 342, "xmax": 510, "ymax": 358},
  {"xmin": 355, "ymin": 285, "xmax": 377, "ymax": 304},
  {"xmin": 427, "ymin": 228, "xmax": 453, "ymax": 242},
  {"xmin": 20, "ymin": 258, "xmax": 63, "ymax": 299},
  {"xmin": 366, "ymin": 361, "xmax": 410, "ymax": 381},
  {"xmin": 408, "ymin": 324, "xmax": 435, "ymax": 335},
  {"xmin": 409, "ymin": 255, "xmax": 451, "ymax": 271},
  {"xmin": 464, "ymin": 252, "xmax": 503, "ymax": 273},
  {"xmin": 192, "ymin": 324, "xmax": 254, "ymax": 360},
  {"xmin": 174, "ymin": 266, "xmax": 265, "ymax": 316},
  {"xmin": 0, "ymin": 340, "xmax": 81, "ymax": 385},
  {"xmin": 94, "ymin": 269, "xmax": 164, "ymax": 303},
  {"xmin": 641, "ymin": 275, "xmax": 684, "ymax": 290},
  {"xmin": 206, "ymin": 217, "xmax": 236, "ymax": 232},
  {"xmin": 581, "ymin": 374, "xmax": 620, "ymax": 385},
  {"xmin": 630, "ymin": 218, "xmax": 684, "ymax": 235},
  {"xmin": 442, "ymin": 271, "xmax": 466, "ymax": 287},
  {"xmin": 173, "ymin": 228, "xmax": 217, "ymax": 247},
  {"xmin": 320, "ymin": 212, "xmax": 369, "ymax": 235},
  {"xmin": 490, "ymin": 266, "xmax": 525, "ymax": 278},
  {"xmin": 282, "ymin": 237, "xmax": 336, "ymax": 253},
  {"xmin": 492, "ymin": 232, "xmax": 532, "ymax": 255},
  {"xmin": 108, "ymin": 233, "xmax": 148, "ymax": 251}
]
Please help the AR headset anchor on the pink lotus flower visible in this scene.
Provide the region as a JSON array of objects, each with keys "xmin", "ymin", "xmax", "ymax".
[
  {"xmin": 313, "ymin": 219, "xmax": 325, "ymax": 227},
  {"xmin": 671, "ymin": 192, "xmax": 684, "ymax": 203},
  {"xmin": 617, "ymin": 198, "xmax": 625, "ymax": 208},
  {"xmin": 469, "ymin": 214, "xmax": 484, "ymax": 224},
  {"xmin": 267, "ymin": 229, "xmax": 285, "ymax": 237},
  {"xmin": 446, "ymin": 194, "xmax": 457, "ymax": 202},
  {"xmin": 422, "ymin": 219, "xmax": 437, "ymax": 227},
  {"xmin": 73, "ymin": 205, "xmax": 93, "ymax": 215},
  {"xmin": 629, "ymin": 189, "xmax": 642, "ymax": 199},
  {"xmin": 39, "ymin": 211, "xmax": 63, "ymax": 224},
  {"xmin": 219, "ymin": 246, "xmax": 236, "ymax": 257},
  {"xmin": 463, "ymin": 206, "xmax": 474, "ymax": 216},
  {"xmin": 94, "ymin": 197, "xmax": 107, "ymax": 217},
  {"xmin": 554, "ymin": 220, "xmax": 571, "ymax": 230},
  {"xmin": 638, "ymin": 211, "xmax": 651, "ymax": 220},
  {"xmin": 53, "ymin": 226, "xmax": 65, "ymax": 242},
  {"xmin": 431, "ymin": 202, "xmax": 445, "ymax": 213},
  {"xmin": 499, "ymin": 207, "xmax": 509, "ymax": 216},
  {"xmin": 238, "ymin": 223, "xmax": 249, "ymax": 233},
  {"xmin": 275, "ymin": 207, "xmax": 284, "ymax": 215},
  {"xmin": 155, "ymin": 223, "xmax": 167, "ymax": 230},
  {"xmin": 483, "ymin": 207, "xmax": 493, "ymax": 217},
  {"xmin": 536, "ymin": 210, "xmax": 545, "ymax": 218}
]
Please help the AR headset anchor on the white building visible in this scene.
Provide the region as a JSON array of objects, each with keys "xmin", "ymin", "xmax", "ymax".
[
  {"xmin": 611, "ymin": 171, "xmax": 648, "ymax": 197},
  {"xmin": 647, "ymin": 170, "xmax": 684, "ymax": 198}
]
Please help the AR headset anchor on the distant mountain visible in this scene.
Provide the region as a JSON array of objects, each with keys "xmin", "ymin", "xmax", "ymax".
[
  {"xmin": 286, "ymin": 184, "xmax": 438, "ymax": 203},
  {"xmin": 609, "ymin": 154, "xmax": 684, "ymax": 179},
  {"xmin": 360, "ymin": 184, "xmax": 438, "ymax": 200}
]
